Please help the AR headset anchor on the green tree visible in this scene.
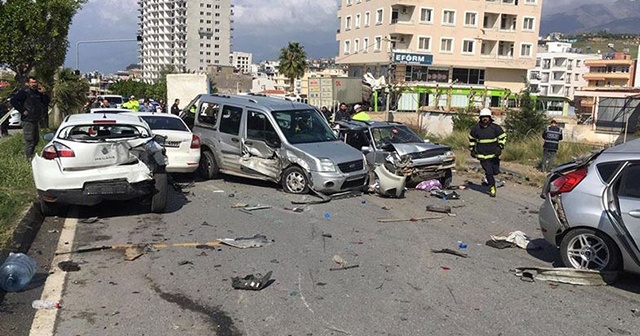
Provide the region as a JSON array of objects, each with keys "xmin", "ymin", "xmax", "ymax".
[
  {"xmin": 50, "ymin": 67, "xmax": 89, "ymax": 126},
  {"xmin": 0, "ymin": 0, "xmax": 87, "ymax": 84},
  {"xmin": 278, "ymin": 42, "xmax": 307, "ymax": 94},
  {"xmin": 107, "ymin": 79, "xmax": 149, "ymax": 99},
  {"xmin": 504, "ymin": 88, "xmax": 548, "ymax": 140},
  {"xmin": 452, "ymin": 108, "xmax": 478, "ymax": 131}
]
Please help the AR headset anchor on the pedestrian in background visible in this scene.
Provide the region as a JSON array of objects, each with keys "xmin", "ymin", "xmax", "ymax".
[
  {"xmin": 139, "ymin": 98, "xmax": 153, "ymax": 112},
  {"xmin": 122, "ymin": 95, "xmax": 139, "ymax": 111},
  {"xmin": 157, "ymin": 99, "xmax": 166, "ymax": 113},
  {"xmin": 171, "ymin": 99, "xmax": 180, "ymax": 115},
  {"xmin": 320, "ymin": 106, "xmax": 332, "ymax": 121},
  {"xmin": 100, "ymin": 98, "xmax": 110, "ymax": 108},
  {"xmin": 351, "ymin": 104, "xmax": 371, "ymax": 121},
  {"xmin": 10, "ymin": 76, "xmax": 50, "ymax": 159},
  {"xmin": 335, "ymin": 102, "xmax": 348, "ymax": 122},
  {"xmin": 468, "ymin": 108, "xmax": 506, "ymax": 197},
  {"xmin": 540, "ymin": 119, "xmax": 563, "ymax": 172}
]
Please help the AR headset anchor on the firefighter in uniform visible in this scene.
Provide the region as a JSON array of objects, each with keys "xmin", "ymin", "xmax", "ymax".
[
  {"xmin": 468, "ymin": 108, "xmax": 507, "ymax": 197},
  {"xmin": 541, "ymin": 119, "xmax": 563, "ymax": 172}
]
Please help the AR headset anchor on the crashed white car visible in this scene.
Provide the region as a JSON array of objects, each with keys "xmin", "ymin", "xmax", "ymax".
[
  {"xmin": 32, "ymin": 113, "xmax": 169, "ymax": 215},
  {"xmin": 127, "ymin": 112, "xmax": 201, "ymax": 174}
]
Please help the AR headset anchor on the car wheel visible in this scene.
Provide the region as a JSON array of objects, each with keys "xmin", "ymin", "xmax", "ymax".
[
  {"xmin": 150, "ymin": 172, "xmax": 168, "ymax": 213},
  {"xmin": 199, "ymin": 150, "xmax": 219, "ymax": 180},
  {"xmin": 560, "ymin": 228, "xmax": 621, "ymax": 271},
  {"xmin": 439, "ymin": 169, "xmax": 453, "ymax": 189},
  {"xmin": 40, "ymin": 199, "xmax": 64, "ymax": 217},
  {"xmin": 282, "ymin": 166, "xmax": 309, "ymax": 194}
]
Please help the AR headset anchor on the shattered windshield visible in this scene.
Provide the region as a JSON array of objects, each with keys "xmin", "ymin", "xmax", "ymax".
[
  {"xmin": 60, "ymin": 124, "xmax": 150, "ymax": 141},
  {"xmin": 272, "ymin": 109, "xmax": 337, "ymax": 144},
  {"xmin": 371, "ymin": 125, "xmax": 423, "ymax": 148}
]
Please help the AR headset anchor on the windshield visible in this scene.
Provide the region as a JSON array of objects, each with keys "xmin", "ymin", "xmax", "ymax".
[
  {"xmin": 371, "ymin": 125, "xmax": 423, "ymax": 148},
  {"xmin": 100, "ymin": 96, "xmax": 124, "ymax": 104},
  {"xmin": 272, "ymin": 108, "xmax": 336, "ymax": 144},
  {"xmin": 140, "ymin": 116, "xmax": 189, "ymax": 132}
]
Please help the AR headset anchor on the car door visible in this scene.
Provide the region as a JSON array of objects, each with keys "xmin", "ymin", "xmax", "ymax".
[
  {"xmin": 240, "ymin": 110, "xmax": 281, "ymax": 179},
  {"xmin": 369, "ymin": 127, "xmax": 394, "ymax": 165},
  {"xmin": 616, "ymin": 163, "xmax": 640, "ymax": 246},
  {"xmin": 216, "ymin": 104, "xmax": 244, "ymax": 172}
]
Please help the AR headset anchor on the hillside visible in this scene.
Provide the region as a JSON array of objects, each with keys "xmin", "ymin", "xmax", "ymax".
[{"xmin": 541, "ymin": 0, "xmax": 640, "ymax": 35}]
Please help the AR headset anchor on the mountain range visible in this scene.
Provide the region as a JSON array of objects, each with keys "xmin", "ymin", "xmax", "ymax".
[{"xmin": 541, "ymin": 0, "xmax": 640, "ymax": 35}]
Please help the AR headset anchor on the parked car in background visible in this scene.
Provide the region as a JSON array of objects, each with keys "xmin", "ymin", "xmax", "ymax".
[
  {"xmin": 127, "ymin": 112, "xmax": 201, "ymax": 174},
  {"xmin": 183, "ymin": 93, "xmax": 369, "ymax": 194},
  {"xmin": 32, "ymin": 113, "xmax": 168, "ymax": 215},
  {"xmin": 97, "ymin": 95, "xmax": 125, "ymax": 108},
  {"xmin": 336, "ymin": 120, "xmax": 455, "ymax": 187},
  {"xmin": 8, "ymin": 108, "xmax": 21, "ymax": 128},
  {"xmin": 539, "ymin": 139, "xmax": 640, "ymax": 273}
]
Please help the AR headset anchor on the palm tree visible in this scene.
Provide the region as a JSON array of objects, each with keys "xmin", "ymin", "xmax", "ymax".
[
  {"xmin": 51, "ymin": 67, "xmax": 89, "ymax": 127},
  {"xmin": 278, "ymin": 42, "xmax": 307, "ymax": 94}
]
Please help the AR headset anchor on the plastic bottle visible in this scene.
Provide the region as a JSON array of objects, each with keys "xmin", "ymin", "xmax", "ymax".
[
  {"xmin": 32, "ymin": 300, "xmax": 60, "ymax": 309},
  {"xmin": 0, "ymin": 252, "xmax": 37, "ymax": 292}
]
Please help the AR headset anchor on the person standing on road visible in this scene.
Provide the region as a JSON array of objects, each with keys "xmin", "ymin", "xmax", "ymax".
[
  {"xmin": 540, "ymin": 119, "xmax": 563, "ymax": 172},
  {"xmin": 468, "ymin": 108, "xmax": 506, "ymax": 197},
  {"xmin": 10, "ymin": 76, "xmax": 50, "ymax": 159},
  {"xmin": 157, "ymin": 99, "xmax": 166, "ymax": 113},
  {"xmin": 122, "ymin": 95, "xmax": 139, "ymax": 111},
  {"xmin": 335, "ymin": 102, "xmax": 348, "ymax": 122},
  {"xmin": 171, "ymin": 99, "xmax": 181, "ymax": 115},
  {"xmin": 320, "ymin": 106, "xmax": 332, "ymax": 121},
  {"xmin": 351, "ymin": 104, "xmax": 371, "ymax": 121}
]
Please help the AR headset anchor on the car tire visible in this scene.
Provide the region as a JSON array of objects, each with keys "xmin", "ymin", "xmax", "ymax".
[
  {"xmin": 559, "ymin": 228, "xmax": 621, "ymax": 271},
  {"xmin": 40, "ymin": 200, "xmax": 65, "ymax": 217},
  {"xmin": 439, "ymin": 169, "xmax": 453, "ymax": 189},
  {"xmin": 150, "ymin": 172, "xmax": 168, "ymax": 213},
  {"xmin": 199, "ymin": 150, "xmax": 219, "ymax": 180},
  {"xmin": 282, "ymin": 166, "xmax": 309, "ymax": 194}
]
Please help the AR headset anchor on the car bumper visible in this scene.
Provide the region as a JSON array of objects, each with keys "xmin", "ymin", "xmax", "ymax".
[
  {"xmin": 166, "ymin": 151, "xmax": 200, "ymax": 173},
  {"xmin": 538, "ymin": 195, "xmax": 566, "ymax": 246},
  {"xmin": 38, "ymin": 179, "xmax": 155, "ymax": 206},
  {"xmin": 309, "ymin": 169, "xmax": 368, "ymax": 194}
]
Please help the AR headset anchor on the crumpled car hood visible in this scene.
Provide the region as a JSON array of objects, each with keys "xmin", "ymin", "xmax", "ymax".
[
  {"xmin": 391, "ymin": 143, "xmax": 451, "ymax": 156},
  {"xmin": 293, "ymin": 141, "xmax": 363, "ymax": 163}
]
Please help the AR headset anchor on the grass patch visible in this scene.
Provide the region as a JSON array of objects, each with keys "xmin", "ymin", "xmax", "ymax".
[{"xmin": 0, "ymin": 132, "xmax": 44, "ymax": 247}]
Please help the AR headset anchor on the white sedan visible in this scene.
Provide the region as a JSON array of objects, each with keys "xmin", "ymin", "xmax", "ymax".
[
  {"xmin": 32, "ymin": 113, "xmax": 169, "ymax": 215},
  {"xmin": 127, "ymin": 112, "xmax": 201, "ymax": 174}
]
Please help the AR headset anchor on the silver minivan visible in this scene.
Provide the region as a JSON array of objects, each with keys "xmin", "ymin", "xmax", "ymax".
[{"xmin": 181, "ymin": 94, "xmax": 369, "ymax": 194}]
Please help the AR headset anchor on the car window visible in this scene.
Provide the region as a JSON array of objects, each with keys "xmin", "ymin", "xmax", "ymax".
[
  {"xmin": 140, "ymin": 116, "xmax": 189, "ymax": 132},
  {"xmin": 343, "ymin": 130, "xmax": 370, "ymax": 149},
  {"xmin": 371, "ymin": 126, "xmax": 423, "ymax": 148},
  {"xmin": 271, "ymin": 109, "xmax": 336, "ymax": 144},
  {"xmin": 597, "ymin": 162, "xmax": 623, "ymax": 184},
  {"xmin": 219, "ymin": 105, "xmax": 243, "ymax": 136},
  {"xmin": 247, "ymin": 111, "xmax": 278, "ymax": 143},
  {"xmin": 99, "ymin": 96, "xmax": 124, "ymax": 104},
  {"xmin": 199, "ymin": 102, "xmax": 219, "ymax": 127},
  {"xmin": 618, "ymin": 164, "xmax": 640, "ymax": 198},
  {"xmin": 63, "ymin": 124, "xmax": 145, "ymax": 140}
]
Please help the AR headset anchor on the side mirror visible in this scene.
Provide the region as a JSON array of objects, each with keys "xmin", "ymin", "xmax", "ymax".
[
  {"xmin": 43, "ymin": 133, "xmax": 54, "ymax": 141},
  {"xmin": 361, "ymin": 146, "xmax": 371, "ymax": 153}
]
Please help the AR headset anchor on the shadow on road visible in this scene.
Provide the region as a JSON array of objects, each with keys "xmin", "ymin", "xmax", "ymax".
[{"xmin": 526, "ymin": 238, "xmax": 564, "ymax": 267}]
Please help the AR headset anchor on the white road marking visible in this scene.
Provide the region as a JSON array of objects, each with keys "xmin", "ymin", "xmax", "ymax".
[{"xmin": 29, "ymin": 211, "xmax": 79, "ymax": 336}]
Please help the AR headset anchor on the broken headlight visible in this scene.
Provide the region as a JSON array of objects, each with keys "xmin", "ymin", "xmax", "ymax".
[
  {"xmin": 318, "ymin": 158, "xmax": 336, "ymax": 172},
  {"xmin": 444, "ymin": 150, "xmax": 455, "ymax": 159}
]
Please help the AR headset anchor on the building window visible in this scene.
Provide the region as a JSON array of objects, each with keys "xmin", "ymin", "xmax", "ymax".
[
  {"xmin": 354, "ymin": 39, "xmax": 359, "ymax": 53},
  {"xmin": 363, "ymin": 37, "xmax": 369, "ymax": 53},
  {"xmin": 464, "ymin": 12, "xmax": 477, "ymax": 27},
  {"xmin": 364, "ymin": 11, "xmax": 370, "ymax": 26},
  {"xmin": 440, "ymin": 38, "xmax": 453, "ymax": 53},
  {"xmin": 418, "ymin": 36, "xmax": 431, "ymax": 51},
  {"xmin": 376, "ymin": 9, "xmax": 383, "ymax": 24},
  {"xmin": 345, "ymin": 16, "xmax": 352, "ymax": 30},
  {"xmin": 442, "ymin": 10, "xmax": 455, "ymax": 25},
  {"xmin": 355, "ymin": 14, "xmax": 361, "ymax": 28},
  {"xmin": 523, "ymin": 17, "xmax": 535, "ymax": 31},
  {"xmin": 419, "ymin": 8, "xmax": 433, "ymax": 23},
  {"xmin": 462, "ymin": 39, "xmax": 475, "ymax": 54},
  {"xmin": 535, "ymin": 57, "xmax": 541, "ymax": 67},
  {"xmin": 525, "ymin": 0, "xmax": 537, "ymax": 4},
  {"xmin": 346, "ymin": 0, "xmax": 352, "ymax": 5},
  {"xmin": 520, "ymin": 43, "xmax": 532, "ymax": 57},
  {"xmin": 374, "ymin": 36, "xmax": 382, "ymax": 51},
  {"xmin": 344, "ymin": 40, "xmax": 350, "ymax": 54}
]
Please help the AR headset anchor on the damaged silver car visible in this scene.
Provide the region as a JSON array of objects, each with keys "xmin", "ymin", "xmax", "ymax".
[
  {"xmin": 337, "ymin": 121, "xmax": 455, "ymax": 188},
  {"xmin": 32, "ymin": 113, "xmax": 169, "ymax": 215},
  {"xmin": 183, "ymin": 94, "xmax": 369, "ymax": 194}
]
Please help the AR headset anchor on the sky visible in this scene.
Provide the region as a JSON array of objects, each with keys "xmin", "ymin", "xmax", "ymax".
[{"xmin": 63, "ymin": 0, "xmax": 605, "ymax": 74}]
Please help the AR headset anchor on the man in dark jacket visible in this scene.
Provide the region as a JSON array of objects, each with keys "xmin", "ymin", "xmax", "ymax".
[
  {"xmin": 540, "ymin": 119, "xmax": 563, "ymax": 172},
  {"xmin": 469, "ymin": 108, "xmax": 507, "ymax": 197},
  {"xmin": 10, "ymin": 76, "xmax": 50, "ymax": 158},
  {"xmin": 335, "ymin": 102, "xmax": 348, "ymax": 122},
  {"xmin": 171, "ymin": 99, "xmax": 181, "ymax": 115}
]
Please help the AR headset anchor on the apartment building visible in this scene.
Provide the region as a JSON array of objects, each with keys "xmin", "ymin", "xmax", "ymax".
[
  {"xmin": 336, "ymin": 0, "xmax": 543, "ymax": 110},
  {"xmin": 527, "ymin": 42, "xmax": 601, "ymax": 115},
  {"xmin": 582, "ymin": 52, "xmax": 636, "ymax": 89},
  {"xmin": 230, "ymin": 51, "xmax": 253, "ymax": 74},
  {"xmin": 138, "ymin": 0, "xmax": 233, "ymax": 82}
]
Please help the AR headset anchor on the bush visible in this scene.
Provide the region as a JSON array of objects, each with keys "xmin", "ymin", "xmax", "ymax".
[
  {"xmin": 504, "ymin": 89, "xmax": 548, "ymax": 140},
  {"xmin": 452, "ymin": 108, "xmax": 478, "ymax": 131}
]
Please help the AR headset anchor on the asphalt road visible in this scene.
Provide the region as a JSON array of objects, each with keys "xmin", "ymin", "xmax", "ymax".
[{"xmin": 3, "ymin": 172, "xmax": 640, "ymax": 336}]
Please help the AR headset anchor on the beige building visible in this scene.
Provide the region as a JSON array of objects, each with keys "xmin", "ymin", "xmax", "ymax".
[{"xmin": 336, "ymin": 0, "xmax": 543, "ymax": 109}]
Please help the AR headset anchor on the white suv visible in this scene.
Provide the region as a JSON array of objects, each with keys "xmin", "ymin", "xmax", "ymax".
[{"xmin": 32, "ymin": 113, "xmax": 168, "ymax": 215}]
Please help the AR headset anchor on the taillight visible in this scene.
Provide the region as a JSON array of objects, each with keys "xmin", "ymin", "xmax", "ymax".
[
  {"xmin": 42, "ymin": 142, "xmax": 75, "ymax": 160},
  {"xmin": 549, "ymin": 168, "xmax": 588, "ymax": 196},
  {"xmin": 190, "ymin": 134, "xmax": 201, "ymax": 149}
]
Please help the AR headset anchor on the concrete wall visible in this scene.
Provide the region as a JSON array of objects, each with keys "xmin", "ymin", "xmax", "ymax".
[
  {"xmin": 166, "ymin": 74, "xmax": 210, "ymax": 109},
  {"xmin": 484, "ymin": 67, "xmax": 527, "ymax": 92}
]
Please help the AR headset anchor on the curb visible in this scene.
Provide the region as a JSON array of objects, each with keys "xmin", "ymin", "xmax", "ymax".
[{"xmin": 0, "ymin": 202, "xmax": 44, "ymax": 261}]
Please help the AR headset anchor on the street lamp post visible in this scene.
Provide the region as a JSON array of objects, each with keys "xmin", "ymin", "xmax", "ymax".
[{"xmin": 75, "ymin": 38, "xmax": 140, "ymax": 72}]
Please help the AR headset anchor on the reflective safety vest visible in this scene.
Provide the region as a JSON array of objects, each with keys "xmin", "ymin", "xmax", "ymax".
[
  {"xmin": 543, "ymin": 125, "xmax": 563, "ymax": 151},
  {"xmin": 352, "ymin": 111, "xmax": 371, "ymax": 121},
  {"xmin": 468, "ymin": 122, "xmax": 507, "ymax": 160}
]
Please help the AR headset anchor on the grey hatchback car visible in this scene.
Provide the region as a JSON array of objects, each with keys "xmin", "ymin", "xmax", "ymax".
[{"xmin": 539, "ymin": 139, "xmax": 640, "ymax": 273}]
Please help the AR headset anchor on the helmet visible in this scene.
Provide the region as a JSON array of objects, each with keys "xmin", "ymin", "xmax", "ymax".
[{"xmin": 479, "ymin": 108, "xmax": 492, "ymax": 117}]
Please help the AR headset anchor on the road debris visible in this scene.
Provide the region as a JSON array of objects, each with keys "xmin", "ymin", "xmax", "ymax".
[
  {"xmin": 178, "ymin": 260, "xmax": 193, "ymax": 266},
  {"xmin": 429, "ymin": 190, "xmax": 460, "ymax": 200},
  {"xmin": 322, "ymin": 233, "xmax": 332, "ymax": 238},
  {"xmin": 485, "ymin": 240, "xmax": 517, "ymax": 249},
  {"xmin": 426, "ymin": 204, "xmax": 452, "ymax": 214},
  {"xmin": 231, "ymin": 271, "xmax": 273, "ymax": 290},
  {"xmin": 217, "ymin": 234, "xmax": 271, "ymax": 249},
  {"xmin": 415, "ymin": 179, "xmax": 442, "ymax": 191},
  {"xmin": 490, "ymin": 231, "xmax": 542, "ymax": 250},
  {"xmin": 231, "ymin": 202, "xmax": 248, "ymax": 208},
  {"xmin": 330, "ymin": 255, "xmax": 359, "ymax": 271},
  {"xmin": 124, "ymin": 247, "xmax": 144, "ymax": 261},
  {"xmin": 242, "ymin": 205, "xmax": 272, "ymax": 211},
  {"xmin": 513, "ymin": 267, "xmax": 618, "ymax": 285},
  {"xmin": 330, "ymin": 265, "xmax": 360, "ymax": 271},
  {"xmin": 80, "ymin": 217, "xmax": 98, "ymax": 224},
  {"xmin": 431, "ymin": 248, "xmax": 468, "ymax": 258},
  {"xmin": 283, "ymin": 207, "xmax": 304, "ymax": 213},
  {"xmin": 58, "ymin": 260, "xmax": 81, "ymax": 272},
  {"xmin": 378, "ymin": 216, "xmax": 443, "ymax": 223}
]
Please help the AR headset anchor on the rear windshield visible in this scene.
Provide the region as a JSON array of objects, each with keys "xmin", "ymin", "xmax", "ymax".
[
  {"xmin": 140, "ymin": 116, "xmax": 189, "ymax": 132},
  {"xmin": 60, "ymin": 124, "xmax": 150, "ymax": 141},
  {"xmin": 99, "ymin": 96, "xmax": 124, "ymax": 104}
]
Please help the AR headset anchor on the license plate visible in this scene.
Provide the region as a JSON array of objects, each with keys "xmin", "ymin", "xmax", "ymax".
[
  {"xmin": 84, "ymin": 181, "xmax": 130, "ymax": 195},
  {"xmin": 164, "ymin": 141, "xmax": 182, "ymax": 148}
]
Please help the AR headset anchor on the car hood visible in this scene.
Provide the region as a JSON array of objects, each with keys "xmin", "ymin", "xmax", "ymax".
[
  {"xmin": 292, "ymin": 141, "xmax": 363, "ymax": 163},
  {"xmin": 391, "ymin": 143, "xmax": 451, "ymax": 156}
]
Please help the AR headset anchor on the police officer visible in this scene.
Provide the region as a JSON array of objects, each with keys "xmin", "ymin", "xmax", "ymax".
[
  {"xmin": 541, "ymin": 120, "xmax": 563, "ymax": 172},
  {"xmin": 351, "ymin": 104, "xmax": 371, "ymax": 121},
  {"xmin": 10, "ymin": 77, "xmax": 50, "ymax": 158},
  {"xmin": 468, "ymin": 108, "xmax": 507, "ymax": 197}
]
